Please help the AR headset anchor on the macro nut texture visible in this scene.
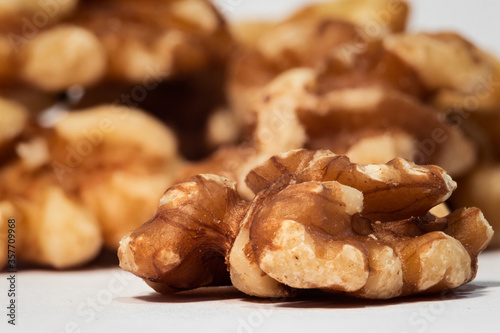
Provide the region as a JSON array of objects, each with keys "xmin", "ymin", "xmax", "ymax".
[
  {"xmin": 118, "ymin": 174, "xmax": 248, "ymax": 293},
  {"xmin": 120, "ymin": 149, "xmax": 493, "ymax": 299},
  {"xmin": 231, "ymin": 149, "xmax": 493, "ymax": 298}
]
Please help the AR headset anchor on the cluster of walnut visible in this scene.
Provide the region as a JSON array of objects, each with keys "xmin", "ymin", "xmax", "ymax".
[
  {"xmin": 0, "ymin": 0, "xmax": 230, "ymax": 91},
  {"xmin": 119, "ymin": 149, "xmax": 493, "ymax": 299},
  {"xmin": 180, "ymin": 0, "xmax": 500, "ymax": 245},
  {"xmin": 1, "ymin": 0, "xmax": 499, "ymax": 275},
  {"xmin": 0, "ymin": 0, "xmax": 231, "ymax": 158},
  {"xmin": 0, "ymin": 0, "xmax": 232, "ymax": 269}
]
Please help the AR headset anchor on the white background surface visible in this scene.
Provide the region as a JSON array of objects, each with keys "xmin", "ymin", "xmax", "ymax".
[
  {"xmin": 2, "ymin": 1, "xmax": 500, "ymax": 332},
  {"xmin": 1, "ymin": 250, "xmax": 499, "ymax": 333}
]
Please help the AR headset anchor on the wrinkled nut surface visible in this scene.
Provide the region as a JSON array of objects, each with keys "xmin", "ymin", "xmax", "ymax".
[
  {"xmin": 119, "ymin": 174, "xmax": 248, "ymax": 293},
  {"xmin": 232, "ymin": 149, "xmax": 492, "ymax": 298},
  {"xmin": 120, "ymin": 149, "xmax": 492, "ymax": 299}
]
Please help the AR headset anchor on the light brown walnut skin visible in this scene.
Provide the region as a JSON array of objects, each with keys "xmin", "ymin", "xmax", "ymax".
[
  {"xmin": 118, "ymin": 174, "xmax": 248, "ymax": 293},
  {"xmin": 246, "ymin": 149, "xmax": 457, "ymax": 221},
  {"xmin": 229, "ymin": 149, "xmax": 492, "ymax": 298},
  {"xmin": 233, "ymin": 149, "xmax": 450, "ymax": 297},
  {"xmin": 120, "ymin": 149, "xmax": 492, "ymax": 299}
]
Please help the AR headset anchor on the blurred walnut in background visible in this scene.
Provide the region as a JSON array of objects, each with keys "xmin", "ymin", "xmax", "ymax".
[
  {"xmin": 1, "ymin": 0, "xmax": 233, "ymax": 159},
  {"xmin": 0, "ymin": 106, "xmax": 181, "ymax": 269},
  {"xmin": 0, "ymin": 0, "xmax": 235, "ymax": 269}
]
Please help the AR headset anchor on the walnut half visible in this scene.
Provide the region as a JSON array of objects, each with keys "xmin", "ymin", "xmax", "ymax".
[
  {"xmin": 119, "ymin": 149, "xmax": 493, "ymax": 300},
  {"xmin": 119, "ymin": 174, "xmax": 248, "ymax": 293}
]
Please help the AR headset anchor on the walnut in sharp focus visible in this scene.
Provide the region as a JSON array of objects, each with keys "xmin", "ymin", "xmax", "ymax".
[
  {"xmin": 233, "ymin": 150, "xmax": 492, "ymax": 298},
  {"xmin": 230, "ymin": 149, "xmax": 472, "ymax": 298},
  {"xmin": 119, "ymin": 149, "xmax": 493, "ymax": 299},
  {"xmin": 119, "ymin": 174, "xmax": 248, "ymax": 293}
]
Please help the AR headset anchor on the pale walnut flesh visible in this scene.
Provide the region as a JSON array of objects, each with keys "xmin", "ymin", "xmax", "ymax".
[{"xmin": 253, "ymin": 181, "xmax": 368, "ymax": 291}]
